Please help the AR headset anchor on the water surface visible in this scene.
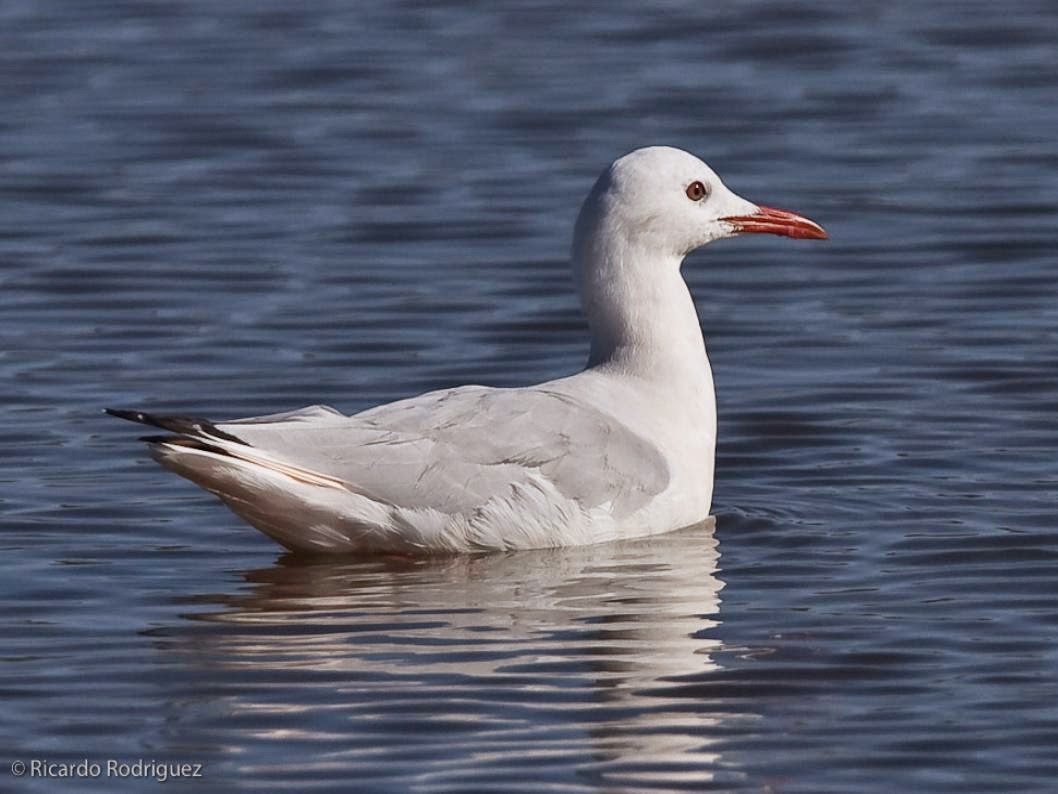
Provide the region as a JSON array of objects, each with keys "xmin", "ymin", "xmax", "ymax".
[{"xmin": 3, "ymin": 1, "xmax": 1058, "ymax": 791}]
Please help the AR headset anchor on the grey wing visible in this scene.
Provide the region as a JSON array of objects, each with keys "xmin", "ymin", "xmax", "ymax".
[
  {"xmin": 223, "ymin": 404, "xmax": 348, "ymax": 426},
  {"xmin": 215, "ymin": 387, "xmax": 669, "ymax": 517}
]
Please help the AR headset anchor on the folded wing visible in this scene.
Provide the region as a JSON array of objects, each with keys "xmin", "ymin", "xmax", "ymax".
[{"xmin": 213, "ymin": 385, "xmax": 669, "ymax": 519}]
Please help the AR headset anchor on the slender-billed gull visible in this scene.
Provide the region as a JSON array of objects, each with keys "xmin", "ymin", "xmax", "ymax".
[{"xmin": 109, "ymin": 146, "xmax": 826, "ymax": 554}]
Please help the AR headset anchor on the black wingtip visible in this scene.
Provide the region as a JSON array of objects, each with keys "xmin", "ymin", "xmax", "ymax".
[
  {"xmin": 105, "ymin": 408, "xmax": 148, "ymax": 423},
  {"xmin": 105, "ymin": 407, "xmax": 248, "ymax": 446}
]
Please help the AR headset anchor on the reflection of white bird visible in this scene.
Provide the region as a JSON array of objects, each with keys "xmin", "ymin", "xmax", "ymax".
[
  {"xmin": 109, "ymin": 146, "xmax": 825, "ymax": 554},
  {"xmin": 160, "ymin": 524, "xmax": 727, "ymax": 787}
]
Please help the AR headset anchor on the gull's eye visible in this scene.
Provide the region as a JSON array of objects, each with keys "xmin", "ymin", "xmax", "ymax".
[{"xmin": 685, "ymin": 180, "xmax": 708, "ymax": 201}]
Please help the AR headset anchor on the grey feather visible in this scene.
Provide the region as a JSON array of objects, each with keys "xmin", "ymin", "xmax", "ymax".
[{"xmin": 214, "ymin": 386, "xmax": 669, "ymax": 518}]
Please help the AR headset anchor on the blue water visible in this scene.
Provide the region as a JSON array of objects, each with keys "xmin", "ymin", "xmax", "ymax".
[{"xmin": 3, "ymin": 1, "xmax": 1058, "ymax": 791}]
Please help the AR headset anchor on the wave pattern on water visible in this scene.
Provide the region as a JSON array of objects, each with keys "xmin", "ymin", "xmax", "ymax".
[{"xmin": 3, "ymin": 1, "xmax": 1058, "ymax": 792}]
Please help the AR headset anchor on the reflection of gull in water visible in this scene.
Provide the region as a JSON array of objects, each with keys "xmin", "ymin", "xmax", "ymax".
[{"xmin": 151, "ymin": 522, "xmax": 735, "ymax": 788}]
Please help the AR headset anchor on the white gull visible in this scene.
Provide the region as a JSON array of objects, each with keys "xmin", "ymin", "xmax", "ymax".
[{"xmin": 109, "ymin": 146, "xmax": 826, "ymax": 554}]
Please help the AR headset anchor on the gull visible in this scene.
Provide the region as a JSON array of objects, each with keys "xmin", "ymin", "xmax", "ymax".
[{"xmin": 109, "ymin": 146, "xmax": 826, "ymax": 554}]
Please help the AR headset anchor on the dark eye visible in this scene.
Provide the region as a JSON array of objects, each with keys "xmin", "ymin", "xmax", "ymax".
[{"xmin": 685, "ymin": 180, "xmax": 708, "ymax": 201}]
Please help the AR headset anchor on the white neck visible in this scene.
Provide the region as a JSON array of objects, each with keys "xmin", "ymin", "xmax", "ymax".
[{"xmin": 573, "ymin": 232, "xmax": 710, "ymax": 385}]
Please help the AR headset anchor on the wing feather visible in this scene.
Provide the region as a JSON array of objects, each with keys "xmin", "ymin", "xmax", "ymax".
[{"xmin": 214, "ymin": 386, "xmax": 669, "ymax": 517}]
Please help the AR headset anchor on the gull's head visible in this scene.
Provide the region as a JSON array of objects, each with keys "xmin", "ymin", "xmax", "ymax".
[{"xmin": 574, "ymin": 146, "xmax": 826, "ymax": 262}]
